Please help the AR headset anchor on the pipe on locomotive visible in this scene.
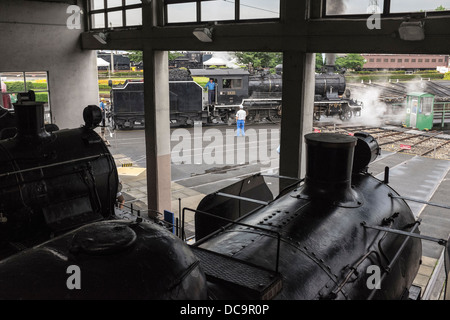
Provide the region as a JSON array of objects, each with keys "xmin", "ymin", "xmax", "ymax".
[{"xmin": 298, "ymin": 131, "xmax": 380, "ymax": 207}]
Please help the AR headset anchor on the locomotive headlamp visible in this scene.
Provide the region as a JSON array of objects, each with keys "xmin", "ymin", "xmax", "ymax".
[
  {"xmin": 398, "ymin": 20, "xmax": 425, "ymax": 41},
  {"xmin": 193, "ymin": 27, "xmax": 213, "ymax": 42}
]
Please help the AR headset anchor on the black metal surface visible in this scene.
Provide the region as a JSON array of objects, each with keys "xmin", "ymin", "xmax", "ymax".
[
  {"xmin": 353, "ymin": 132, "xmax": 381, "ymax": 172},
  {"xmin": 0, "ymin": 220, "xmax": 208, "ymax": 300},
  {"xmin": 299, "ymin": 133, "xmax": 360, "ymax": 207},
  {"xmin": 0, "ymin": 103, "xmax": 118, "ymax": 259},
  {"xmin": 195, "ymin": 132, "xmax": 422, "ymax": 300},
  {"xmin": 445, "ymin": 235, "xmax": 450, "ymax": 300},
  {"xmin": 248, "ymin": 74, "xmax": 282, "ymax": 96},
  {"xmin": 170, "ymin": 81, "xmax": 203, "ymax": 113},
  {"xmin": 315, "ymin": 73, "xmax": 346, "ymax": 99},
  {"xmin": 195, "ymin": 174, "xmax": 274, "ymax": 241},
  {"xmin": 190, "ymin": 246, "xmax": 282, "ymax": 300},
  {"xmin": 0, "ymin": 106, "xmax": 16, "ymax": 139}
]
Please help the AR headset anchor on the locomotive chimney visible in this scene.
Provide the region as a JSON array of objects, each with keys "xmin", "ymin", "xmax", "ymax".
[
  {"xmin": 324, "ymin": 53, "xmax": 336, "ymax": 74},
  {"xmin": 300, "ymin": 133, "xmax": 361, "ymax": 207},
  {"xmin": 13, "ymin": 101, "xmax": 50, "ymax": 142}
]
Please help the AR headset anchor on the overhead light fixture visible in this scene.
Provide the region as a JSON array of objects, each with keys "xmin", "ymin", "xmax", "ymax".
[
  {"xmin": 398, "ymin": 21, "xmax": 425, "ymax": 41},
  {"xmin": 93, "ymin": 32, "xmax": 108, "ymax": 45},
  {"xmin": 193, "ymin": 27, "xmax": 213, "ymax": 42}
]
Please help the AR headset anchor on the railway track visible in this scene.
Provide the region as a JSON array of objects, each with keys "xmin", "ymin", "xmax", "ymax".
[{"xmin": 315, "ymin": 124, "xmax": 450, "ymax": 160}]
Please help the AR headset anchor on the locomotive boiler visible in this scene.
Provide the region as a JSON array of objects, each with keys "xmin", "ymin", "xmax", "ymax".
[
  {"xmin": 192, "ymin": 132, "xmax": 422, "ymax": 299},
  {"xmin": 0, "ymin": 100, "xmax": 118, "ymax": 259},
  {"xmin": 0, "ymin": 105, "xmax": 15, "ymax": 139}
]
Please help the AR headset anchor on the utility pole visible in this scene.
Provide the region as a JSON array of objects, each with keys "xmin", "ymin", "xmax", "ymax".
[{"xmin": 368, "ymin": 0, "xmax": 380, "ymax": 14}]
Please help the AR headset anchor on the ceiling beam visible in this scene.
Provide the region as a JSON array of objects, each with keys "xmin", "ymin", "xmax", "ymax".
[{"xmin": 81, "ymin": 1, "xmax": 450, "ymax": 54}]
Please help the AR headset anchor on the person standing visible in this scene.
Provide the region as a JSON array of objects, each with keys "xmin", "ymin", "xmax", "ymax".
[
  {"xmin": 204, "ymin": 78, "xmax": 216, "ymax": 106},
  {"xmin": 98, "ymin": 98, "xmax": 110, "ymax": 146},
  {"xmin": 235, "ymin": 105, "xmax": 246, "ymax": 137}
]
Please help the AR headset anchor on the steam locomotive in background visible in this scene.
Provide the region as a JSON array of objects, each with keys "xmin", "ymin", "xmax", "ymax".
[
  {"xmin": 0, "ymin": 94, "xmax": 442, "ymax": 300},
  {"xmin": 109, "ymin": 64, "xmax": 362, "ymax": 129}
]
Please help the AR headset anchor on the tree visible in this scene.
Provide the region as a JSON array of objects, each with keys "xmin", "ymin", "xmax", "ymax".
[
  {"xmin": 335, "ymin": 54, "xmax": 366, "ymax": 71},
  {"xmin": 315, "ymin": 53, "xmax": 324, "ymax": 72},
  {"xmin": 436, "ymin": 5, "xmax": 446, "ymax": 11},
  {"xmin": 128, "ymin": 50, "xmax": 142, "ymax": 64},
  {"xmin": 234, "ymin": 52, "xmax": 282, "ymax": 69},
  {"xmin": 127, "ymin": 51, "xmax": 183, "ymax": 64}
]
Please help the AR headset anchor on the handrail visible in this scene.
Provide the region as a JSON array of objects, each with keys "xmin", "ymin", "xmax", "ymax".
[{"xmin": 183, "ymin": 207, "xmax": 282, "ymax": 273}]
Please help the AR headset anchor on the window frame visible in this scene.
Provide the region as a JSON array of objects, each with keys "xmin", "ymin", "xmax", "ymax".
[
  {"xmin": 164, "ymin": 0, "xmax": 281, "ymax": 26},
  {"xmin": 322, "ymin": 0, "xmax": 450, "ymax": 18},
  {"xmin": 88, "ymin": 0, "xmax": 143, "ymax": 31},
  {"xmin": 0, "ymin": 71, "xmax": 52, "ymax": 124}
]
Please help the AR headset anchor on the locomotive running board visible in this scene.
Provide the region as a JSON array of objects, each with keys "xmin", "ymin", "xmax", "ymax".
[{"xmin": 190, "ymin": 246, "xmax": 283, "ymax": 300}]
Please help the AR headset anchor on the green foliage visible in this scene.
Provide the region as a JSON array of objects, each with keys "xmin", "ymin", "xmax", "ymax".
[
  {"xmin": 169, "ymin": 51, "xmax": 184, "ymax": 60},
  {"xmin": 316, "ymin": 53, "xmax": 324, "ymax": 72},
  {"xmin": 35, "ymin": 92, "xmax": 48, "ymax": 103},
  {"xmin": 435, "ymin": 5, "xmax": 446, "ymax": 11},
  {"xmin": 193, "ymin": 76, "xmax": 210, "ymax": 87},
  {"xmin": 234, "ymin": 52, "xmax": 282, "ymax": 69},
  {"xmin": 98, "ymin": 71, "xmax": 143, "ymax": 78},
  {"xmin": 335, "ymin": 54, "xmax": 366, "ymax": 71},
  {"xmin": 444, "ymin": 72, "xmax": 450, "ymax": 80},
  {"xmin": 126, "ymin": 51, "xmax": 183, "ymax": 64},
  {"xmin": 4, "ymin": 81, "xmax": 47, "ymax": 92},
  {"xmin": 128, "ymin": 51, "xmax": 142, "ymax": 63}
]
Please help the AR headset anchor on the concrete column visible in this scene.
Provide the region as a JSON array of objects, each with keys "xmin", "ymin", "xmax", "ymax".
[
  {"xmin": 279, "ymin": 52, "xmax": 315, "ymax": 179},
  {"xmin": 143, "ymin": 48, "xmax": 171, "ymax": 217}
]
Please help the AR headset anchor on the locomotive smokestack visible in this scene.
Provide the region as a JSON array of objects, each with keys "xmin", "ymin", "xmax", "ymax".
[
  {"xmin": 13, "ymin": 101, "xmax": 50, "ymax": 142},
  {"xmin": 300, "ymin": 133, "xmax": 361, "ymax": 207},
  {"xmin": 324, "ymin": 53, "xmax": 337, "ymax": 74}
]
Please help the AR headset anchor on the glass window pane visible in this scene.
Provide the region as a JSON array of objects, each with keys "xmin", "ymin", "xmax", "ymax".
[
  {"xmin": 0, "ymin": 93, "xmax": 12, "ymax": 109},
  {"xmin": 240, "ymin": 0, "xmax": 280, "ymax": 19},
  {"xmin": 126, "ymin": 0, "xmax": 142, "ymax": 5},
  {"xmin": 26, "ymin": 72, "xmax": 48, "ymax": 91},
  {"xmin": 90, "ymin": 0, "xmax": 104, "ymax": 10},
  {"xmin": 201, "ymin": 1, "xmax": 235, "ymax": 22},
  {"xmin": 91, "ymin": 13, "xmax": 105, "ymax": 28},
  {"xmin": 390, "ymin": 0, "xmax": 450, "ymax": 13},
  {"xmin": 107, "ymin": 0, "xmax": 122, "ymax": 9},
  {"xmin": 126, "ymin": 8, "xmax": 142, "ymax": 26},
  {"xmin": 35, "ymin": 92, "xmax": 49, "ymax": 104},
  {"xmin": 167, "ymin": 3, "xmax": 197, "ymax": 23},
  {"xmin": 326, "ymin": 0, "xmax": 383, "ymax": 15},
  {"xmin": 108, "ymin": 11, "xmax": 123, "ymax": 28},
  {"xmin": 0, "ymin": 72, "xmax": 25, "ymax": 92},
  {"xmin": 1, "ymin": 72, "xmax": 50, "ymax": 120}
]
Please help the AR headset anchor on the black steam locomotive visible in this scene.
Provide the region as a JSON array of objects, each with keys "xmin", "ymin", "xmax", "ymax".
[
  {"xmin": 0, "ymin": 97, "xmax": 428, "ymax": 299},
  {"xmin": 0, "ymin": 99, "xmax": 118, "ymax": 260},
  {"xmin": 192, "ymin": 132, "xmax": 421, "ymax": 299},
  {"xmin": 109, "ymin": 66, "xmax": 361, "ymax": 129},
  {"xmin": 0, "ymin": 105, "xmax": 15, "ymax": 139}
]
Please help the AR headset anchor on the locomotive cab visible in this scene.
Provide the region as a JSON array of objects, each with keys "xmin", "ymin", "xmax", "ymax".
[{"xmin": 190, "ymin": 68, "xmax": 250, "ymax": 107}]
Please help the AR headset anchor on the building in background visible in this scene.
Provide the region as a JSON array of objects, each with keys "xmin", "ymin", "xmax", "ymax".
[{"xmin": 362, "ymin": 54, "xmax": 449, "ymax": 72}]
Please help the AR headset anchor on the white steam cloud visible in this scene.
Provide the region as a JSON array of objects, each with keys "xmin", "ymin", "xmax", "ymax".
[{"xmin": 349, "ymin": 86, "xmax": 388, "ymax": 127}]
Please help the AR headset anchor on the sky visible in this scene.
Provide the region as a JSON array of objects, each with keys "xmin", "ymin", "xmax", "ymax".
[
  {"xmin": 328, "ymin": 0, "xmax": 450, "ymax": 15},
  {"xmin": 167, "ymin": 0, "xmax": 280, "ymax": 23}
]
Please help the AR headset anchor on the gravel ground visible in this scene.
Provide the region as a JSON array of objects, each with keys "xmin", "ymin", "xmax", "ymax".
[{"xmin": 318, "ymin": 126, "xmax": 450, "ymax": 161}]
